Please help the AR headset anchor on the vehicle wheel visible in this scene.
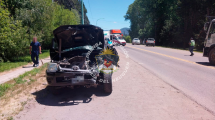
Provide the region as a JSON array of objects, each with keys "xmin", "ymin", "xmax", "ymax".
[
  {"xmin": 103, "ymin": 73, "xmax": 112, "ymax": 93},
  {"xmin": 209, "ymin": 47, "xmax": 215, "ymax": 65},
  {"xmin": 146, "ymin": 44, "xmax": 148, "ymax": 46},
  {"xmin": 132, "ymin": 43, "xmax": 134, "ymax": 45}
]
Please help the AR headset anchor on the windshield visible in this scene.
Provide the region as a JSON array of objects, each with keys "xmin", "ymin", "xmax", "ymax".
[
  {"xmin": 117, "ymin": 36, "xmax": 123, "ymax": 40},
  {"xmin": 62, "ymin": 45, "xmax": 102, "ymax": 53}
]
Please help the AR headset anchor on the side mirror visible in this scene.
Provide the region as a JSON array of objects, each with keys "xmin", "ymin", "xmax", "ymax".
[{"xmin": 204, "ymin": 22, "xmax": 209, "ymax": 32}]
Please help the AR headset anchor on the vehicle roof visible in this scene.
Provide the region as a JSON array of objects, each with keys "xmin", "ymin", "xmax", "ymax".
[{"xmin": 110, "ymin": 29, "xmax": 121, "ymax": 33}]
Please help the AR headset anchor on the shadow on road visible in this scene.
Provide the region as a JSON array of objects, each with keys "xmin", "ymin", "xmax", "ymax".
[
  {"xmin": 32, "ymin": 86, "xmax": 110, "ymax": 106},
  {"xmin": 196, "ymin": 62, "xmax": 215, "ymax": 67}
]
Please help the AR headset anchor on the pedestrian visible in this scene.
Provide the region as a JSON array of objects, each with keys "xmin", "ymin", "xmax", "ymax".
[
  {"xmin": 29, "ymin": 36, "xmax": 42, "ymax": 67},
  {"xmin": 189, "ymin": 37, "xmax": 195, "ymax": 56}
]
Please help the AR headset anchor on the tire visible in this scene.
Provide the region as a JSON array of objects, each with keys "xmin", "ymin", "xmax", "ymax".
[
  {"xmin": 209, "ymin": 47, "xmax": 215, "ymax": 65},
  {"xmin": 146, "ymin": 44, "xmax": 148, "ymax": 46},
  {"xmin": 103, "ymin": 73, "xmax": 112, "ymax": 93}
]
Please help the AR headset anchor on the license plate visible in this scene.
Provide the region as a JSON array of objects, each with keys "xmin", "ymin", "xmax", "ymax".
[{"xmin": 71, "ymin": 76, "xmax": 84, "ymax": 83}]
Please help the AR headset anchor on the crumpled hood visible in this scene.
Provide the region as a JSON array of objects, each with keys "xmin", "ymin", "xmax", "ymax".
[{"xmin": 53, "ymin": 25, "xmax": 105, "ymax": 49}]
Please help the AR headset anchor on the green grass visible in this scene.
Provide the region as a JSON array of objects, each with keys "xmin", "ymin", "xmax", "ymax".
[
  {"xmin": 0, "ymin": 83, "xmax": 13, "ymax": 97},
  {"xmin": 0, "ymin": 50, "xmax": 49, "ymax": 72},
  {"xmin": 0, "ymin": 63, "xmax": 48, "ymax": 97}
]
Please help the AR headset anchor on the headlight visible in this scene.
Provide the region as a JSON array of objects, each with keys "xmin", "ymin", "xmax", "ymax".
[{"xmin": 47, "ymin": 63, "xmax": 58, "ymax": 72}]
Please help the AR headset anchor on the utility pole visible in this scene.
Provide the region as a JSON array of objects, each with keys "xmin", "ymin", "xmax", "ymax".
[{"xmin": 81, "ymin": 0, "xmax": 84, "ymax": 24}]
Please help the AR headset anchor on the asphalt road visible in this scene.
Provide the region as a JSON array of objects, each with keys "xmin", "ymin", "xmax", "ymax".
[
  {"xmin": 125, "ymin": 43, "xmax": 215, "ymax": 114},
  {"xmin": 13, "ymin": 45, "xmax": 215, "ymax": 120}
]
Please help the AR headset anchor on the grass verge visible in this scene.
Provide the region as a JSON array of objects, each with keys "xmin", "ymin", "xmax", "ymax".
[
  {"xmin": 0, "ymin": 63, "xmax": 48, "ymax": 97},
  {"xmin": 0, "ymin": 50, "xmax": 49, "ymax": 72}
]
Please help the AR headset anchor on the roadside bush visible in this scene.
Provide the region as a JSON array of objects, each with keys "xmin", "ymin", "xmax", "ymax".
[
  {"xmin": 124, "ymin": 36, "xmax": 132, "ymax": 43},
  {"xmin": 0, "ymin": 0, "xmax": 80, "ymax": 61}
]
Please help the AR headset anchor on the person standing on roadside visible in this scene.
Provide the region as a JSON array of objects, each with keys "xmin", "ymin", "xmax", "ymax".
[
  {"xmin": 189, "ymin": 37, "xmax": 195, "ymax": 56},
  {"xmin": 29, "ymin": 36, "xmax": 42, "ymax": 67}
]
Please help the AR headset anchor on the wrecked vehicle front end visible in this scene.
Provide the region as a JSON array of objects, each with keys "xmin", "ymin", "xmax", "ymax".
[{"xmin": 46, "ymin": 25, "xmax": 114, "ymax": 93}]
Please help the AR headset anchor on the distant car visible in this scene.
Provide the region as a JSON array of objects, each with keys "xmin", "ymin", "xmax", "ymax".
[
  {"xmin": 132, "ymin": 38, "xmax": 140, "ymax": 45},
  {"xmin": 146, "ymin": 38, "xmax": 155, "ymax": 47},
  {"xmin": 116, "ymin": 35, "xmax": 126, "ymax": 46}
]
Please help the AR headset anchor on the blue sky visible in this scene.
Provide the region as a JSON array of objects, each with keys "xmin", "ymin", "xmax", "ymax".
[{"xmin": 83, "ymin": 0, "xmax": 134, "ymax": 30}]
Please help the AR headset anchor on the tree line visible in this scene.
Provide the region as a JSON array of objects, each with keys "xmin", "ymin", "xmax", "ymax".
[
  {"xmin": 124, "ymin": 0, "xmax": 215, "ymax": 49},
  {"xmin": 0, "ymin": 0, "xmax": 87, "ymax": 62}
]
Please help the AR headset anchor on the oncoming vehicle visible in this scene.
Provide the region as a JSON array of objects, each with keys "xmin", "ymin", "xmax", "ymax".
[
  {"xmin": 203, "ymin": 16, "xmax": 215, "ymax": 65},
  {"xmin": 146, "ymin": 38, "xmax": 155, "ymax": 47},
  {"xmin": 110, "ymin": 34, "xmax": 126, "ymax": 46},
  {"xmin": 46, "ymin": 25, "xmax": 119, "ymax": 94},
  {"xmin": 132, "ymin": 38, "xmax": 140, "ymax": 45}
]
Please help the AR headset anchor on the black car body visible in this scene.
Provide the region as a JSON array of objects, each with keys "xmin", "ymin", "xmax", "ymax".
[{"xmin": 46, "ymin": 25, "xmax": 117, "ymax": 93}]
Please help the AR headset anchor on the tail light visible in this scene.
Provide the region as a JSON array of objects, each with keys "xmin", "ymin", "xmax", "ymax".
[
  {"xmin": 154, "ymin": 41, "xmax": 155, "ymax": 43},
  {"xmin": 146, "ymin": 41, "xmax": 148, "ymax": 43}
]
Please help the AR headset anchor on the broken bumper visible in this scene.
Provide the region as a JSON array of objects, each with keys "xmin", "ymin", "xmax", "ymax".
[{"xmin": 46, "ymin": 70, "xmax": 97, "ymax": 86}]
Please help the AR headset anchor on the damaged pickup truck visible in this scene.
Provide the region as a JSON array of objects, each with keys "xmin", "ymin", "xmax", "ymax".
[{"xmin": 46, "ymin": 25, "xmax": 118, "ymax": 94}]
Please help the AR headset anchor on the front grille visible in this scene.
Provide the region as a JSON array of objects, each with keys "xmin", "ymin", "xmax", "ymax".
[
  {"xmin": 84, "ymin": 74, "xmax": 92, "ymax": 79},
  {"xmin": 56, "ymin": 77, "xmax": 70, "ymax": 83}
]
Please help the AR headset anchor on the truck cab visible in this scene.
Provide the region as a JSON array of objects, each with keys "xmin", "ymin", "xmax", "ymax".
[{"xmin": 203, "ymin": 17, "xmax": 215, "ymax": 65}]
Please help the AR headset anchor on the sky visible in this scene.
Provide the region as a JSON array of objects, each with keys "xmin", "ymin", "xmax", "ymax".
[{"xmin": 83, "ymin": 0, "xmax": 134, "ymax": 30}]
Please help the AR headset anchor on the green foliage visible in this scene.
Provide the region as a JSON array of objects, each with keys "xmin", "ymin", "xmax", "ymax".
[
  {"xmin": 124, "ymin": 36, "xmax": 132, "ymax": 43},
  {"xmin": 0, "ymin": 83, "xmax": 13, "ymax": 97},
  {"xmin": 0, "ymin": 0, "xmax": 81, "ymax": 62},
  {"xmin": 0, "ymin": 50, "xmax": 49, "ymax": 72},
  {"xmin": 125, "ymin": 0, "xmax": 215, "ymax": 50}
]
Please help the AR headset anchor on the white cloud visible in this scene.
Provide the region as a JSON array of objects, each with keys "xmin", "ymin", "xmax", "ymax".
[{"xmin": 113, "ymin": 22, "xmax": 117, "ymax": 24}]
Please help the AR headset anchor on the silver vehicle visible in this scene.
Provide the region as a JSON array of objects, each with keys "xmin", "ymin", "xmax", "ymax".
[
  {"xmin": 132, "ymin": 38, "xmax": 140, "ymax": 45},
  {"xmin": 146, "ymin": 38, "xmax": 155, "ymax": 47}
]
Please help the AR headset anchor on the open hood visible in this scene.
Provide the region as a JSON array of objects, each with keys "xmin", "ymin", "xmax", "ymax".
[{"xmin": 53, "ymin": 25, "xmax": 105, "ymax": 49}]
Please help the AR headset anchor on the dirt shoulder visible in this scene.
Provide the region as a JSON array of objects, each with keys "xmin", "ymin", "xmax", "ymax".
[{"xmin": 1, "ymin": 47, "xmax": 214, "ymax": 120}]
